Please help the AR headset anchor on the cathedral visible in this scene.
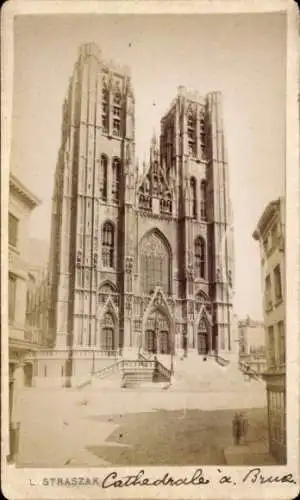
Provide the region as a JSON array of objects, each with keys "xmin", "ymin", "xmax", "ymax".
[{"xmin": 45, "ymin": 42, "xmax": 234, "ymax": 383}]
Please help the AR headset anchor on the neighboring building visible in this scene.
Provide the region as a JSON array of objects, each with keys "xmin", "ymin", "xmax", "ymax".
[
  {"xmin": 42, "ymin": 42, "xmax": 234, "ymax": 385},
  {"xmin": 238, "ymin": 317, "xmax": 266, "ymax": 374},
  {"xmin": 8, "ymin": 173, "xmax": 42, "ymax": 459},
  {"xmin": 25, "ymin": 238, "xmax": 51, "ymax": 346},
  {"xmin": 253, "ymin": 197, "xmax": 286, "ymax": 464}
]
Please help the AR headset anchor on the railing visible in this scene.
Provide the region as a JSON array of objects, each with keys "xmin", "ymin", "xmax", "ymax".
[
  {"xmin": 94, "ymin": 361, "xmax": 122, "ymax": 378},
  {"xmin": 34, "ymin": 349, "xmax": 121, "ymax": 358},
  {"xmin": 239, "ymin": 361, "xmax": 261, "ymax": 380},
  {"xmin": 207, "ymin": 352, "xmax": 230, "ymax": 367},
  {"xmin": 121, "ymin": 360, "xmax": 155, "ymax": 370},
  {"xmin": 156, "ymin": 360, "xmax": 172, "ymax": 380},
  {"xmin": 77, "ymin": 360, "xmax": 122, "ymax": 389},
  {"xmin": 138, "ymin": 351, "xmax": 153, "ymax": 361}
]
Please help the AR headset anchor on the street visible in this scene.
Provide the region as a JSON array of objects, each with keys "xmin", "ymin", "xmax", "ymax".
[{"xmin": 16, "ymin": 386, "xmax": 268, "ymax": 467}]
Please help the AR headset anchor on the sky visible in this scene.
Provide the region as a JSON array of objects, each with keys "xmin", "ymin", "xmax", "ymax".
[{"xmin": 11, "ymin": 13, "xmax": 286, "ymax": 320}]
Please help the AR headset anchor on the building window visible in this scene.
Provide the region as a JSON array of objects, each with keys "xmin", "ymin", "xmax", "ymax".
[
  {"xmin": 277, "ymin": 321, "xmax": 285, "ymax": 366},
  {"xmin": 200, "ymin": 114, "xmax": 206, "ymax": 156},
  {"xmin": 190, "ymin": 178, "xmax": 197, "ymax": 219},
  {"xmin": 102, "ymin": 84, "xmax": 109, "ymax": 134},
  {"xmin": 9, "ymin": 213, "xmax": 18, "ymax": 248},
  {"xmin": 265, "ymin": 274, "xmax": 272, "ymax": 311},
  {"xmin": 112, "ymin": 92, "xmax": 121, "ymax": 137},
  {"xmin": 113, "ymin": 119, "xmax": 121, "ymax": 137},
  {"xmin": 140, "ymin": 231, "xmax": 170, "ymax": 295},
  {"xmin": 102, "ymin": 222, "xmax": 114, "ymax": 268},
  {"xmin": 200, "ymin": 180, "xmax": 207, "ymax": 220},
  {"xmin": 274, "ymin": 265, "xmax": 282, "ymax": 302},
  {"xmin": 195, "ymin": 237, "xmax": 206, "ymax": 279},
  {"xmin": 267, "ymin": 325, "xmax": 276, "ymax": 369},
  {"xmin": 187, "ymin": 111, "xmax": 196, "ymax": 157},
  {"xmin": 8, "ymin": 274, "xmax": 16, "ymax": 323},
  {"xmin": 160, "ymin": 194, "xmax": 172, "ymax": 215},
  {"xmin": 112, "ymin": 158, "xmax": 120, "ymax": 203},
  {"xmin": 99, "ymin": 155, "xmax": 108, "ymax": 201}
]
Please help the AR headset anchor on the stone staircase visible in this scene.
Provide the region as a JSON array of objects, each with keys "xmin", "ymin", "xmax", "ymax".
[
  {"xmin": 170, "ymin": 353, "xmax": 265, "ymax": 394},
  {"xmin": 77, "ymin": 356, "xmax": 172, "ymax": 390}
]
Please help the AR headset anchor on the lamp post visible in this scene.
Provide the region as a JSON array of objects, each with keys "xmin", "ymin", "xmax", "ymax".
[
  {"xmin": 91, "ymin": 349, "xmax": 95, "ymax": 375},
  {"xmin": 170, "ymin": 330, "xmax": 174, "ymax": 375},
  {"xmin": 154, "ymin": 309, "xmax": 159, "ymax": 355}
]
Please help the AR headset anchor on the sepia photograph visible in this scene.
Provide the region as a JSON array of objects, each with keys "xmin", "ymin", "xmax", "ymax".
[{"xmin": 1, "ymin": 1, "xmax": 299, "ymax": 499}]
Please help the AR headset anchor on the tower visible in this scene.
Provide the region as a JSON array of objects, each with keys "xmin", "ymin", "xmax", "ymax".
[
  {"xmin": 159, "ymin": 86, "xmax": 234, "ymax": 354},
  {"xmin": 48, "ymin": 43, "xmax": 135, "ymax": 381}
]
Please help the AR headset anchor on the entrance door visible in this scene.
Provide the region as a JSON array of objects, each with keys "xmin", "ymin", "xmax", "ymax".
[
  {"xmin": 144, "ymin": 309, "xmax": 170, "ymax": 354},
  {"xmin": 197, "ymin": 319, "xmax": 209, "ymax": 355},
  {"xmin": 159, "ymin": 330, "xmax": 170, "ymax": 354},
  {"xmin": 146, "ymin": 330, "xmax": 157, "ymax": 353}
]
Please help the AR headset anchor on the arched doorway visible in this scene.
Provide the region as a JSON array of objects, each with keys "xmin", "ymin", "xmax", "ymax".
[
  {"xmin": 144, "ymin": 309, "xmax": 170, "ymax": 354},
  {"xmin": 197, "ymin": 318, "xmax": 209, "ymax": 355}
]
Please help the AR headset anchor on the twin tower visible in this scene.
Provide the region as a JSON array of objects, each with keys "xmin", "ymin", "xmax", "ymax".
[{"xmin": 48, "ymin": 42, "xmax": 234, "ymax": 374}]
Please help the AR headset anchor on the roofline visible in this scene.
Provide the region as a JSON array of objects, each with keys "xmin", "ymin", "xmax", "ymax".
[
  {"xmin": 252, "ymin": 197, "xmax": 283, "ymax": 240},
  {"xmin": 10, "ymin": 173, "xmax": 41, "ymax": 209}
]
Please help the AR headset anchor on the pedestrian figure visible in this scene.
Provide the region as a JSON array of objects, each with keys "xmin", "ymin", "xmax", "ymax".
[{"xmin": 232, "ymin": 412, "xmax": 242, "ymax": 445}]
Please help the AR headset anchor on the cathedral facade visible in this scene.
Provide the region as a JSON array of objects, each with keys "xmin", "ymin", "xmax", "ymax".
[{"xmin": 46, "ymin": 43, "xmax": 234, "ymax": 381}]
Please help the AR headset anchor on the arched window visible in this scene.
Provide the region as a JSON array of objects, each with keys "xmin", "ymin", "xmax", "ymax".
[
  {"xmin": 102, "ymin": 222, "xmax": 114, "ymax": 268},
  {"xmin": 187, "ymin": 111, "xmax": 196, "ymax": 156},
  {"xmin": 102, "ymin": 82, "xmax": 109, "ymax": 134},
  {"xmin": 101, "ymin": 312, "xmax": 115, "ymax": 352},
  {"xmin": 112, "ymin": 158, "xmax": 120, "ymax": 203},
  {"xmin": 140, "ymin": 231, "xmax": 170, "ymax": 295},
  {"xmin": 113, "ymin": 91, "xmax": 121, "ymax": 137},
  {"xmin": 199, "ymin": 113, "xmax": 206, "ymax": 156},
  {"xmin": 195, "ymin": 237, "xmax": 206, "ymax": 279},
  {"xmin": 200, "ymin": 180, "xmax": 207, "ymax": 220},
  {"xmin": 99, "ymin": 155, "xmax": 107, "ymax": 201},
  {"xmin": 190, "ymin": 177, "xmax": 197, "ymax": 219}
]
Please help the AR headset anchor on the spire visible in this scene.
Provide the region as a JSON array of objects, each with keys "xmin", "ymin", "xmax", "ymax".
[{"xmin": 150, "ymin": 129, "xmax": 159, "ymax": 164}]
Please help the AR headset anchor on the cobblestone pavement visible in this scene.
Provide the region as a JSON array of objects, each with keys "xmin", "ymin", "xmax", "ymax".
[{"xmin": 16, "ymin": 387, "xmax": 268, "ymax": 467}]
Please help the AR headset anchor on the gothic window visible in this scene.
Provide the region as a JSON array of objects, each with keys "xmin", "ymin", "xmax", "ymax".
[
  {"xmin": 102, "ymin": 83, "xmax": 109, "ymax": 134},
  {"xmin": 187, "ymin": 111, "xmax": 196, "ymax": 157},
  {"xmin": 101, "ymin": 313, "xmax": 115, "ymax": 352},
  {"xmin": 200, "ymin": 113, "xmax": 206, "ymax": 156},
  {"xmin": 102, "ymin": 222, "xmax": 114, "ymax": 268},
  {"xmin": 160, "ymin": 193, "xmax": 172, "ymax": 215},
  {"xmin": 139, "ymin": 193, "xmax": 152, "ymax": 211},
  {"xmin": 76, "ymin": 250, "xmax": 82, "ymax": 267},
  {"xmin": 112, "ymin": 91, "xmax": 122, "ymax": 137},
  {"xmin": 195, "ymin": 237, "xmax": 206, "ymax": 279},
  {"xmin": 140, "ymin": 231, "xmax": 170, "ymax": 295},
  {"xmin": 190, "ymin": 177, "xmax": 197, "ymax": 219},
  {"xmin": 200, "ymin": 180, "xmax": 207, "ymax": 220},
  {"xmin": 100, "ymin": 155, "xmax": 107, "ymax": 201},
  {"xmin": 112, "ymin": 158, "xmax": 120, "ymax": 203}
]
